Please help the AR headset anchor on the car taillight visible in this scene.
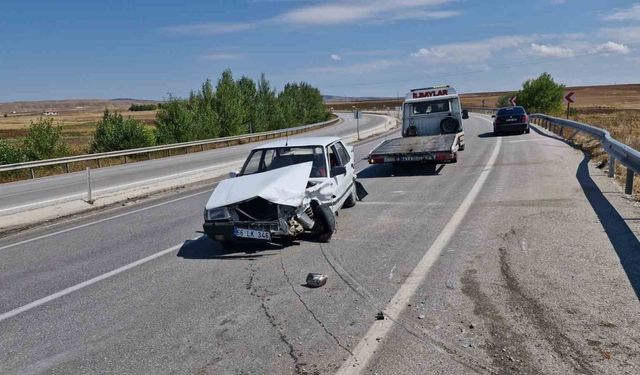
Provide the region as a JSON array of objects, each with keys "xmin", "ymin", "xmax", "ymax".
[
  {"xmin": 369, "ymin": 156, "xmax": 384, "ymax": 164},
  {"xmin": 495, "ymin": 117, "xmax": 503, "ymax": 124},
  {"xmin": 520, "ymin": 115, "xmax": 528, "ymax": 122},
  {"xmin": 435, "ymin": 152, "xmax": 453, "ymax": 161}
]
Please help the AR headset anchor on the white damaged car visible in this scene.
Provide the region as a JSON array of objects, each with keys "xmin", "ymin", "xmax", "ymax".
[{"xmin": 203, "ymin": 136, "xmax": 364, "ymax": 247}]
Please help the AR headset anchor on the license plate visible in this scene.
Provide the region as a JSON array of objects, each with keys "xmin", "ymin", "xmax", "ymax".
[
  {"xmin": 233, "ymin": 227, "xmax": 271, "ymax": 241},
  {"xmin": 506, "ymin": 118, "xmax": 517, "ymax": 122},
  {"xmin": 397, "ymin": 155, "xmax": 431, "ymax": 162}
]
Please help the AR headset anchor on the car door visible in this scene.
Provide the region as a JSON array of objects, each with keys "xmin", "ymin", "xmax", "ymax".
[{"xmin": 330, "ymin": 141, "xmax": 355, "ymax": 207}]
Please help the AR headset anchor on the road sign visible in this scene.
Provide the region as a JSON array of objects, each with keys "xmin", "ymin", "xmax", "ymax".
[
  {"xmin": 565, "ymin": 92, "xmax": 575, "ymax": 103},
  {"xmin": 354, "ymin": 111, "xmax": 361, "ymax": 119},
  {"xmin": 509, "ymin": 96, "xmax": 517, "ymax": 106}
]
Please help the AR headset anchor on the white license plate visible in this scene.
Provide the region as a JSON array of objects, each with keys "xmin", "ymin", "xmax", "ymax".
[
  {"xmin": 233, "ymin": 227, "xmax": 271, "ymax": 241},
  {"xmin": 506, "ymin": 118, "xmax": 517, "ymax": 122}
]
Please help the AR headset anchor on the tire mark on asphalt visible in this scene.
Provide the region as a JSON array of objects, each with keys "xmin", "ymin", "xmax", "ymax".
[
  {"xmin": 461, "ymin": 268, "xmax": 543, "ymax": 375},
  {"xmin": 279, "ymin": 254, "xmax": 355, "ymax": 360},
  {"xmin": 319, "ymin": 244, "xmax": 497, "ymax": 374},
  {"xmin": 498, "ymin": 235, "xmax": 596, "ymax": 375},
  {"xmin": 246, "ymin": 262, "xmax": 303, "ymax": 374}
]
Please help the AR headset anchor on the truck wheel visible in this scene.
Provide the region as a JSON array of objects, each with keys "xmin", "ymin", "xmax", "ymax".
[{"xmin": 343, "ymin": 186, "xmax": 357, "ymax": 208}]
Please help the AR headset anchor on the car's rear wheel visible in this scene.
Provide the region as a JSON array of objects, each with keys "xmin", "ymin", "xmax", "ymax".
[{"xmin": 525, "ymin": 127, "xmax": 530, "ymax": 134}]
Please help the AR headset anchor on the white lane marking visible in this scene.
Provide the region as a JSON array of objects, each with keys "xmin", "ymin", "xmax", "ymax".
[
  {"xmin": 337, "ymin": 136, "xmax": 503, "ymax": 374},
  {"xmin": 389, "ymin": 265, "xmax": 396, "ymax": 281},
  {"xmin": 0, "ymin": 191, "xmax": 209, "ymax": 252},
  {"xmin": 0, "ymin": 160, "xmax": 242, "ymax": 214},
  {"xmin": 0, "ymin": 236, "xmax": 202, "ymax": 323}
]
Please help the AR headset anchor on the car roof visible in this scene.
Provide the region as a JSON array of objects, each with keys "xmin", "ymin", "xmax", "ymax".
[{"xmin": 253, "ymin": 136, "xmax": 341, "ymax": 149}]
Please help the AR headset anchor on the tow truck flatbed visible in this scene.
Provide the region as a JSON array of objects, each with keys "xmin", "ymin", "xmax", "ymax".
[{"xmin": 368, "ymin": 134, "xmax": 459, "ymax": 164}]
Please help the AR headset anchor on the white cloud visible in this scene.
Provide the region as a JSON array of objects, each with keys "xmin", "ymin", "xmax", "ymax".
[
  {"xmin": 411, "ymin": 35, "xmax": 538, "ymax": 63},
  {"xmin": 530, "ymin": 43, "xmax": 574, "ymax": 58},
  {"xmin": 604, "ymin": 4, "xmax": 640, "ymax": 21},
  {"xmin": 600, "ymin": 27, "xmax": 640, "ymax": 43},
  {"xmin": 162, "ymin": 22, "xmax": 259, "ymax": 36},
  {"xmin": 201, "ymin": 52, "xmax": 243, "ymax": 61},
  {"xmin": 164, "ymin": 0, "xmax": 460, "ymax": 34},
  {"xmin": 330, "ymin": 54, "xmax": 342, "ymax": 61},
  {"xmin": 306, "ymin": 59, "xmax": 400, "ymax": 74},
  {"xmin": 593, "ymin": 41, "xmax": 631, "ymax": 55}
]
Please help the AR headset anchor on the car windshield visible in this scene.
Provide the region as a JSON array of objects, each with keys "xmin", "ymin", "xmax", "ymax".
[
  {"xmin": 497, "ymin": 107, "xmax": 525, "ymax": 116},
  {"xmin": 241, "ymin": 146, "xmax": 327, "ymax": 177},
  {"xmin": 412, "ymin": 100, "xmax": 450, "ymax": 115}
]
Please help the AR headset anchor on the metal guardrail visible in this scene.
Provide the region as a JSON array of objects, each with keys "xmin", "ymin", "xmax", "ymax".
[
  {"xmin": 464, "ymin": 107, "xmax": 640, "ymax": 195},
  {"xmin": 0, "ymin": 117, "xmax": 340, "ymax": 178}
]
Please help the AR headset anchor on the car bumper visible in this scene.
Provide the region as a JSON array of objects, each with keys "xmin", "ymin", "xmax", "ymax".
[
  {"xmin": 494, "ymin": 123, "xmax": 529, "ymax": 133},
  {"xmin": 203, "ymin": 220, "xmax": 285, "ymax": 242}
]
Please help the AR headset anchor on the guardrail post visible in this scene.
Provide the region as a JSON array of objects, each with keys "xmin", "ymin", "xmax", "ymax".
[
  {"xmin": 626, "ymin": 168, "xmax": 634, "ymax": 195},
  {"xmin": 30, "ymin": 168, "xmax": 35, "ymax": 179},
  {"xmin": 147, "ymin": 152, "xmax": 151, "ymax": 160},
  {"xmin": 608, "ymin": 157, "xmax": 615, "ymax": 177},
  {"xmin": 86, "ymin": 167, "xmax": 93, "ymax": 204},
  {"xmin": 124, "ymin": 155, "xmax": 128, "ymax": 164},
  {"xmin": 97, "ymin": 158, "xmax": 102, "ymax": 168},
  {"xmin": 65, "ymin": 163, "xmax": 70, "ymax": 173}
]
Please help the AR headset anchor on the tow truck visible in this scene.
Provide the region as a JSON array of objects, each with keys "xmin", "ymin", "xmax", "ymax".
[{"xmin": 368, "ymin": 85, "xmax": 468, "ymax": 165}]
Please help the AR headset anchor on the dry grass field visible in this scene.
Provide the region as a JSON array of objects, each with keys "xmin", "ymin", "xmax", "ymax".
[{"xmin": 0, "ymin": 99, "xmax": 159, "ymax": 152}]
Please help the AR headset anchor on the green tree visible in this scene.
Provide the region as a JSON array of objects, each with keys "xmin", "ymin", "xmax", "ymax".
[
  {"xmin": 91, "ymin": 110, "xmax": 155, "ymax": 152},
  {"xmin": 216, "ymin": 69, "xmax": 247, "ymax": 136},
  {"xmin": 255, "ymin": 73, "xmax": 286, "ymax": 131},
  {"xmin": 22, "ymin": 118, "xmax": 69, "ymax": 160},
  {"xmin": 0, "ymin": 139, "xmax": 23, "ymax": 165},
  {"xmin": 237, "ymin": 76, "xmax": 257, "ymax": 133},
  {"xmin": 517, "ymin": 72, "xmax": 565, "ymax": 114}
]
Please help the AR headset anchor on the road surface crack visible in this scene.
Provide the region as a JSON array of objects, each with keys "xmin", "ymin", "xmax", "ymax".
[
  {"xmin": 279, "ymin": 254, "xmax": 356, "ymax": 361},
  {"xmin": 247, "ymin": 262, "xmax": 304, "ymax": 374}
]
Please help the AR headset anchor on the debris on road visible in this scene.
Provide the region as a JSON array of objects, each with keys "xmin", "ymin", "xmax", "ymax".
[
  {"xmin": 418, "ymin": 314, "xmax": 425, "ymax": 320},
  {"xmin": 305, "ymin": 273, "xmax": 327, "ymax": 288},
  {"xmin": 355, "ymin": 180, "xmax": 369, "ymax": 201},
  {"xmin": 375, "ymin": 312, "xmax": 385, "ymax": 320}
]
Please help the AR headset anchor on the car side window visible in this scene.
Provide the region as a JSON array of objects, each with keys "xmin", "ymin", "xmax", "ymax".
[
  {"xmin": 242, "ymin": 150, "xmax": 263, "ymax": 175},
  {"xmin": 334, "ymin": 142, "xmax": 350, "ymax": 165},
  {"xmin": 327, "ymin": 145, "xmax": 340, "ymax": 168}
]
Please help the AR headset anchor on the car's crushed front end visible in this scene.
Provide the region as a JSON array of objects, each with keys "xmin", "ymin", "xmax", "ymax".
[{"xmin": 203, "ymin": 162, "xmax": 336, "ymax": 244}]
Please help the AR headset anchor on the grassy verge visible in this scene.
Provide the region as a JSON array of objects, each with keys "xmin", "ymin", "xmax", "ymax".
[{"xmin": 540, "ymin": 109, "xmax": 640, "ymax": 196}]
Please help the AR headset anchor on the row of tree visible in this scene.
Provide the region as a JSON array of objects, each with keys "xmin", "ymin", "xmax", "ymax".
[
  {"xmin": 1, "ymin": 70, "xmax": 330, "ymax": 164},
  {"xmin": 155, "ymin": 70, "xmax": 329, "ymax": 144}
]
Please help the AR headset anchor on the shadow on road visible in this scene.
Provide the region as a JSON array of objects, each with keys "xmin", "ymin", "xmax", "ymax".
[
  {"xmin": 357, "ymin": 163, "xmax": 444, "ymax": 178},
  {"xmin": 532, "ymin": 124, "xmax": 640, "ymax": 298},
  {"xmin": 177, "ymin": 236, "xmax": 281, "ymax": 260},
  {"xmin": 576, "ymin": 156, "xmax": 640, "ymax": 299},
  {"xmin": 478, "ymin": 131, "xmax": 525, "ymax": 138}
]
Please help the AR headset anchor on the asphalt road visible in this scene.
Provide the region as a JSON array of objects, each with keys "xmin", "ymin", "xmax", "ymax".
[
  {"xmin": 0, "ymin": 112, "xmax": 389, "ymax": 214},
  {"xmin": 0, "ymin": 114, "xmax": 638, "ymax": 374}
]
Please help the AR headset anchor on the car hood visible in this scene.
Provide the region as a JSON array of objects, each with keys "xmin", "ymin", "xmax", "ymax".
[{"xmin": 205, "ymin": 162, "xmax": 313, "ymax": 209}]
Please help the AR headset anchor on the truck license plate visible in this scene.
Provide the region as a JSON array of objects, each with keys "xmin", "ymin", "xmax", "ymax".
[
  {"xmin": 398, "ymin": 155, "xmax": 431, "ymax": 162},
  {"xmin": 233, "ymin": 227, "xmax": 271, "ymax": 241}
]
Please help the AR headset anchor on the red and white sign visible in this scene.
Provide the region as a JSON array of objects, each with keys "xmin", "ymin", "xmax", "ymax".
[
  {"xmin": 412, "ymin": 88, "xmax": 449, "ymax": 99},
  {"xmin": 565, "ymin": 92, "xmax": 575, "ymax": 103},
  {"xmin": 509, "ymin": 96, "xmax": 517, "ymax": 106}
]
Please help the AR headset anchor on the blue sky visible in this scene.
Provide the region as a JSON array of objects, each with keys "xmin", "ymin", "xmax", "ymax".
[{"xmin": 2, "ymin": 0, "xmax": 640, "ymax": 102}]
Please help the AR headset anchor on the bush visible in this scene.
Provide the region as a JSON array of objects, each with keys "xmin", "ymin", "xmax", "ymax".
[
  {"xmin": 0, "ymin": 139, "xmax": 23, "ymax": 165},
  {"xmin": 91, "ymin": 110, "xmax": 156, "ymax": 152},
  {"xmin": 515, "ymin": 73, "xmax": 565, "ymax": 114},
  {"xmin": 129, "ymin": 103, "xmax": 158, "ymax": 111},
  {"xmin": 22, "ymin": 118, "xmax": 69, "ymax": 161}
]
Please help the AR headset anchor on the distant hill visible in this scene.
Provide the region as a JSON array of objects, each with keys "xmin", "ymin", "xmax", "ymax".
[{"xmin": 0, "ymin": 98, "xmax": 160, "ymax": 115}]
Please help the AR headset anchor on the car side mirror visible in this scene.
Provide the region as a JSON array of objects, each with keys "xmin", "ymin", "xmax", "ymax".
[
  {"xmin": 331, "ymin": 166, "xmax": 347, "ymax": 176},
  {"xmin": 491, "ymin": 114, "xmax": 496, "ymax": 118},
  {"xmin": 228, "ymin": 170, "xmax": 239, "ymax": 178},
  {"xmin": 462, "ymin": 109, "xmax": 469, "ymax": 119}
]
